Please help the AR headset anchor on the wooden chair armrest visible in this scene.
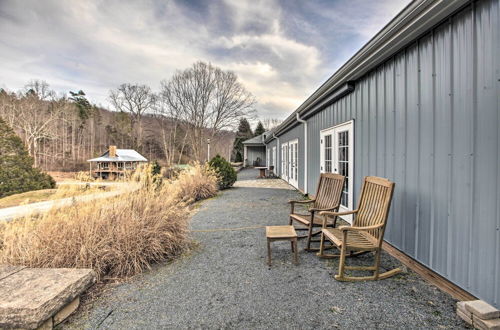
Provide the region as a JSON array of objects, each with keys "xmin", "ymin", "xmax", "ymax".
[
  {"xmin": 319, "ymin": 206, "xmax": 343, "ymax": 228},
  {"xmin": 310, "ymin": 205, "xmax": 339, "ymax": 212},
  {"xmin": 338, "ymin": 223, "xmax": 384, "ymax": 232},
  {"xmin": 288, "ymin": 199, "xmax": 315, "ymax": 204},
  {"xmin": 289, "ymin": 199, "xmax": 315, "ymax": 214},
  {"xmin": 319, "ymin": 209, "xmax": 358, "ymax": 217}
]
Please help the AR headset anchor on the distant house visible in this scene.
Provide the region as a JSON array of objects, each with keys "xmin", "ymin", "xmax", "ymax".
[
  {"xmin": 87, "ymin": 145, "xmax": 147, "ymax": 179},
  {"xmin": 242, "ymin": 132, "xmax": 269, "ymax": 167}
]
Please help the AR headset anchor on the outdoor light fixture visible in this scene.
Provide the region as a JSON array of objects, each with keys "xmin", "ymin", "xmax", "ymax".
[{"xmin": 207, "ymin": 138, "xmax": 211, "ymax": 161}]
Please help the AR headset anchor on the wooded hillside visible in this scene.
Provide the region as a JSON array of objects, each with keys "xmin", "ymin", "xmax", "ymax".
[{"xmin": 0, "ymin": 62, "xmax": 258, "ymax": 171}]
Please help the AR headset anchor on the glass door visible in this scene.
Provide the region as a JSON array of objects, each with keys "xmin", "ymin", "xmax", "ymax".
[{"xmin": 320, "ymin": 121, "xmax": 354, "ymax": 221}]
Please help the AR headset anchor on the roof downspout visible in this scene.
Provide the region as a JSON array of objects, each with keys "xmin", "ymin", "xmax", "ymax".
[
  {"xmin": 296, "ymin": 113, "xmax": 308, "ymax": 194},
  {"xmin": 273, "ymin": 133, "xmax": 280, "ymax": 177}
]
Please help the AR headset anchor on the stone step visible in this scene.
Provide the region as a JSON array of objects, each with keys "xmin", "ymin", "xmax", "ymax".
[
  {"xmin": 0, "ymin": 265, "xmax": 96, "ymax": 329},
  {"xmin": 465, "ymin": 300, "xmax": 500, "ymax": 321},
  {"xmin": 457, "ymin": 300, "xmax": 500, "ymax": 330}
]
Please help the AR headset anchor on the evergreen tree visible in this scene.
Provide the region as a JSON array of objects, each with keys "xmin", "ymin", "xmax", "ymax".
[
  {"xmin": 232, "ymin": 118, "xmax": 253, "ymax": 162},
  {"xmin": 0, "ymin": 117, "xmax": 55, "ymax": 197},
  {"xmin": 209, "ymin": 154, "xmax": 237, "ymax": 189},
  {"xmin": 254, "ymin": 121, "xmax": 265, "ymax": 136},
  {"xmin": 69, "ymin": 90, "xmax": 92, "ymax": 120}
]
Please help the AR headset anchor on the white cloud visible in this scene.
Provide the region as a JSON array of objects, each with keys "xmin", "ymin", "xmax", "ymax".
[{"xmin": 0, "ymin": 0, "xmax": 410, "ymax": 119}]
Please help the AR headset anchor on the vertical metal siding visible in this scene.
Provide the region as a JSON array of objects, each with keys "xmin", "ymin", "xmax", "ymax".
[
  {"xmin": 277, "ymin": 124, "xmax": 305, "ymax": 190},
  {"xmin": 303, "ymin": 0, "xmax": 499, "ymax": 307},
  {"xmin": 267, "ymin": 139, "xmax": 277, "ymax": 169}
]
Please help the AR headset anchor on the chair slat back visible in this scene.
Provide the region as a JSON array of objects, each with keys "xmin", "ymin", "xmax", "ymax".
[
  {"xmin": 313, "ymin": 173, "xmax": 345, "ymax": 211},
  {"xmin": 354, "ymin": 176, "xmax": 395, "ymax": 242}
]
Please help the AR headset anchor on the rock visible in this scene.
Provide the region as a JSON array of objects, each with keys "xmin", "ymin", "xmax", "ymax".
[
  {"xmin": 0, "ymin": 264, "xmax": 26, "ymax": 281},
  {"xmin": 53, "ymin": 296, "xmax": 80, "ymax": 326},
  {"xmin": 37, "ymin": 317, "xmax": 53, "ymax": 330},
  {"xmin": 456, "ymin": 302, "xmax": 473, "ymax": 326},
  {"xmin": 474, "ymin": 317, "xmax": 500, "ymax": 330},
  {"xmin": 465, "ymin": 300, "xmax": 500, "ymax": 320},
  {"xmin": 0, "ymin": 268, "xmax": 95, "ymax": 329}
]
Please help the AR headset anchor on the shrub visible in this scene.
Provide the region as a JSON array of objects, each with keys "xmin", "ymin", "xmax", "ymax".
[
  {"xmin": 0, "ymin": 118, "xmax": 55, "ymax": 197},
  {"xmin": 0, "ymin": 164, "xmax": 218, "ymax": 280},
  {"xmin": 209, "ymin": 154, "xmax": 237, "ymax": 189},
  {"xmin": 150, "ymin": 160, "xmax": 161, "ymax": 176}
]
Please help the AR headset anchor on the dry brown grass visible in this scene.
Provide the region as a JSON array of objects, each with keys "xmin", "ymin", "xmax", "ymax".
[
  {"xmin": 174, "ymin": 163, "xmax": 219, "ymax": 203},
  {"xmin": 0, "ymin": 163, "xmax": 218, "ymax": 280}
]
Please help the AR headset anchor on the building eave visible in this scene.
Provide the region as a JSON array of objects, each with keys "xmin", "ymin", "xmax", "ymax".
[{"xmin": 266, "ymin": 0, "xmax": 470, "ymax": 140}]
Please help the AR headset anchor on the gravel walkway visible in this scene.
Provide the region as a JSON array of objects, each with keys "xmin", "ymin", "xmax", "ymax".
[
  {"xmin": 0, "ymin": 185, "xmax": 134, "ymax": 222},
  {"xmin": 65, "ymin": 169, "xmax": 466, "ymax": 329}
]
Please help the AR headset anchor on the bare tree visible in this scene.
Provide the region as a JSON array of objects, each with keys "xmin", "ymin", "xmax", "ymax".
[
  {"xmin": 109, "ymin": 84, "xmax": 156, "ymax": 150},
  {"xmin": 24, "ymin": 80, "xmax": 55, "ymax": 101},
  {"xmin": 262, "ymin": 118, "xmax": 282, "ymax": 131},
  {"xmin": 161, "ymin": 62, "xmax": 256, "ymax": 161},
  {"xmin": 0, "ymin": 89, "xmax": 17, "ymax": 128},
  {"xmin": 13, "ymin": 81, "xmax": 61, "ymax": 167}
]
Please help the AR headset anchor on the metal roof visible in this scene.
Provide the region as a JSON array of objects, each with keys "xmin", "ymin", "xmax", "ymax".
[
  {"xmin": 242, "ymin": 132, "xmax": 268, "ymax": 145},
  {"xmin": 87, "ymin": 149, "xmax": 148, "ymax": 162}
]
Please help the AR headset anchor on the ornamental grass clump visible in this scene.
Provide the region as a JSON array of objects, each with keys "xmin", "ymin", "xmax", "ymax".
[
  {"xmin": 173, "ymin": 163, "xmax": 218, "ymax": 203},
  {"xmin": 0, "ymin": 163, "xmax": 218, "ymax": 280}
]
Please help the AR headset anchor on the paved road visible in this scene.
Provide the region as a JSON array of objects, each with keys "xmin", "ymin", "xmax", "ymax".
[
  {"xmin": 0, "ymin": 187, "xmax": 132, "ymax": 222},
  {"xmin": 66, "ymin": 169, "xmax": 466, "ymax": 329}
]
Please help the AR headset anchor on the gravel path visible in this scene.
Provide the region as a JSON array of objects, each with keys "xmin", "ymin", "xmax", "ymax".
[
  {"xmin": 65, "ymin": 169, "xmax": 466, "ymax": 329},
  {"xmin": 0, "ymin": 187, "xmax": 133, "ymax": 222}
]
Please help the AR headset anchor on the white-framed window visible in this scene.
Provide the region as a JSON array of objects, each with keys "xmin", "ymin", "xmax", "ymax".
[{"xmin": 320, "ymin": 120, "xmax": 354, "ymax": 222}]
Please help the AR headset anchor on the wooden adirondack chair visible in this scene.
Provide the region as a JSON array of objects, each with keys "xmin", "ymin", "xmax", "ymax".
[
  {"xmin": 288, "ymin": 173, "xmax": 345, "ymax": 251},
  {"xmin": 317, "ymin": 176, "xmax": 401, "ymax": 281}
]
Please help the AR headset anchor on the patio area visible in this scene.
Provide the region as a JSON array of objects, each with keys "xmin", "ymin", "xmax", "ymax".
[{"xmin": 66, "ymin": 169, "xmax": 466, "ymax": 329}]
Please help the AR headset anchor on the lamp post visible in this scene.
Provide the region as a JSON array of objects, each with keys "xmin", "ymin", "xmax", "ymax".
[{"xmin": 207, "ymin": 138, "xmax": 211, "ymax": 162}]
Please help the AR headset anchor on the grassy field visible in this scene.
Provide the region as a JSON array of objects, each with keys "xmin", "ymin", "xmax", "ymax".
[{"xmin": 0, "ymin": 185, "xmax": 111, "ymax": 208}]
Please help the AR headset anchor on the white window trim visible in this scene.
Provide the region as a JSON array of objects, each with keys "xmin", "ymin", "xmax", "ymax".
[
  {"xmin": 288, "ymin": 139, "xmax": 299, "ymax": 189},
  {"xmin": 320, "ymin": 120, "xmax": 354, "ymax": 223}
]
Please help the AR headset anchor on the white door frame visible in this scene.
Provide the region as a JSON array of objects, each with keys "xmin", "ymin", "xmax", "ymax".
[
  {"xmin": 281, "ymin": 143, "xmax": 288, "ymax": 181},
  {"xmin": 288, "ymin": 139, "xmax": 299, "ymax": 188},
  {"xmin": 272, "ymin": 146, "xmax": 276, "ymax": 167},
  {"xmin": 320, "ymin": 120, "xmax": 354, "ymax": 222},
  {"xmin": 266, "ymin": 147, "xmax": 270, "ymax": 168}
]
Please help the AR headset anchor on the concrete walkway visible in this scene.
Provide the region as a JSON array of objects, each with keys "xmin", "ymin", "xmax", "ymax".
[{"xmin": 65, "ymin": 169, "xmax": 466, "ymax": 329}]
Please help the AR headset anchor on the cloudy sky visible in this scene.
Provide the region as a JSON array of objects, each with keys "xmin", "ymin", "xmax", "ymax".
[{"xmin": 0, "ymin": 0, "xmax": 410, "ymax": 120}]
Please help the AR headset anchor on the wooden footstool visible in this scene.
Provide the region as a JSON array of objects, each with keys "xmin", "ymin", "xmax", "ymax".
[{"xmin": 266, "ymin": 225, "xmax": 298, "ymax": 266}]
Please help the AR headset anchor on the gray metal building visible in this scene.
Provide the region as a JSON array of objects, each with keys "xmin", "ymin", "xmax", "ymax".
[
  {"xmin": 242, "ymin": 135, "xmax": 267, "ymax": 167},
  {"xmin": 263, "ymin": 0, "xmax": 499, "ymax": 307}
]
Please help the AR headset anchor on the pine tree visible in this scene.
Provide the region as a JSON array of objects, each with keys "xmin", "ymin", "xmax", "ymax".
[
  {"xmin": 232, "ymin": 118, "xmax": 253, "ymax": 162},
  {"xmin": 0, "ymin": 117, "xmax": 55, "ymax": 197},
  {"xmin": 254, "ymin": 121, "xmax": 265, "ymax": 136}
]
